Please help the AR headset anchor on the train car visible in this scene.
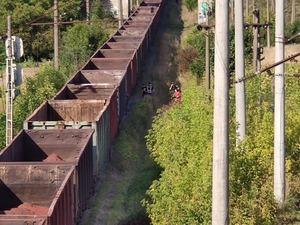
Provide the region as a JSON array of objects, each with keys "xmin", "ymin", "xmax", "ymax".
[
  {"xmin": 68, "ymin": 70, "xmax": 127, "ymax": 118},
  {"xmin": 92, "ymin": 49, "xmax": 138, "ymax": 90},
  {"xmin": 0, "ymin": 218, "xmax": 46, "ymax": 225},
  {"xmin": 107, "ymin": 36, "xmax": 147, "ymax": 68},
  {"xmin": 114, "ymin": 28, "xmax": 150, "ymax": 55},
  {"xmin": 100, "ymin": 42, "xmax": 143, "ymax": 77},
  {"xmin": 140, "ymin": 1, "xmax": 163, "ymax": 30},
  {"xmin": 23, "ymin": 100, "xmax": 107, "ymax": 181},
  {"xmin": 0, "ymin": 129, "xmax": 94, "ymax": 222},
  {"xmin": 53, "ymin": 83, "xmax": 119, "ymax": 143},
  {"xmin": 0, "ymin": 163, "xmax": 75, "ymax": 225},
  {"xmin": 82, "ymin": 58, "xmax": 134, "ymax": 96}
]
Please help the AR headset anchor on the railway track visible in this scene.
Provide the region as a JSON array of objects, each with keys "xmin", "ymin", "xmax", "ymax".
[{"xmin": 0, "ymin": 0, "xmax": 165, "ymax": 224}]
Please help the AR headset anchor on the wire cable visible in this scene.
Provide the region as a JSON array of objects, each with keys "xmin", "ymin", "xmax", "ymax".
[{"xmin": 0, "ymin": 0, "xmax": 80, "ymax": 39}]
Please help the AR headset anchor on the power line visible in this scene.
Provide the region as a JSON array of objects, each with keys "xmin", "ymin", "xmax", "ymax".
[
  {"xmin": 30, "ymin": 18, "xmax": 120, "ymax": 26},
  {"xmin": 0, "ymin": 0, "xmax": 80, "ymax": 39},
  {"xmin": 233, "ymin": 52, "xmax": 300, "ymax": 84}
]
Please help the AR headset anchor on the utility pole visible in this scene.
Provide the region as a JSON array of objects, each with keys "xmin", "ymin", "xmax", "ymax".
[
  {"xmin": 197, "ymin": 4, "xmax": 213, "ymax": 90},
  {"xmin": 86, "ymin": 0, "xmax": 90, "ymax": 23},
  {"xmin": 5, "ymin": 18, "xmax": 23, "ymax": 145},
  {"xmin": 118, "ymin": 0, "xmax": 124, "ymax": 28},
  {"xmin": 267, "ymin": 0, "xmax": 271, "ymax": 47},
  {"xmin": 6, "ymin": 16, "xmax": 13, "ymax": 145},
  {"xmin": 231, "ymin": 0, "xmax": 234, "ymax": 23},
  {"xmin": 252, "ymin": 8, "xmax": 259, "ymax": 72},
  {"xmin": 235, "ymin": 0, "xmax": 246, "ymax": 142},
  {"xmin": 205, "ymin": 10, "xmax": 211, "ymax": 92},
  {"xmin": 274, "ymin": 0, "xmax": 285, "ymax": 206},
  {"xmin": 291, "ymin": 0, "xmax": 295, "ymax": 24},
  {"xmin": 54, "ymin": 0, "xmax": 59, "ymax": 69},
  {"xmin": 130, "ymin": 0, "xmax": 133, "ymax": 12},
  {"xmin": 245, "ymin": 0, "xmax": 249, "ymax": 17},
  {"xmin": 212, "ymin": 0, "xmax": 229, "ymax": 224},
  {"xmin": 271, "ymin": 0, "xmax": 275, "ymax": 12}
]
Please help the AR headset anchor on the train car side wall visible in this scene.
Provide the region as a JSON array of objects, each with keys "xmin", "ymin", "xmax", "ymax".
[
  {"xmin": 0, "ymin": 163, "xmax": 76, "ymax": 225},
  {"xmin": 0, "ymin": 130, "xmax": 94, "ymax": 222}
]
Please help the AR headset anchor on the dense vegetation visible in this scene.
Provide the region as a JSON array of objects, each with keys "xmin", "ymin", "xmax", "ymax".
[
  {"xmin": 144, "ymin": 54, "xmax": 300, "ymax": 225},
  {"xmin": 0, "ymin": 0, "xmax": 114, "ymax": 62},
  {"xmin": 143, "ymin": 1, "xmax": 300, "ymax": 224}
]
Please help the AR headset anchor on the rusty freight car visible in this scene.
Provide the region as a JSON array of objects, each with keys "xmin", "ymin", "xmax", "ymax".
[
  {"xmin": 23, "ymin": 100, "xmax": 106, "ymax": 181},
  {"xmin": 92, "ymin": 49, "xmax": 138, "ymax": 90},
  {"xmin": 0, "ymin": 163, "xmax": 75, "ymax": 225},
  {"xmin": 68, "ymin": 69, "xmax": 127, "ymax": 117},
  {"xmin": 0, "ymin": 129, "xmax": 94, "ymax": 222}
]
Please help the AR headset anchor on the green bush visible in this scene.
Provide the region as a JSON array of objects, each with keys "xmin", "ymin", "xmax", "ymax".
[
  {"xmin": 183, "ymin": 0, "xmax": 197, "ymax": 11},
  {"xmin": 13, "ymin": 65, "xmax": 65, "ymax": 132},
  {"xmin": 286, "ymin": 20, "xmax": 300, "ymax": 44},
  {"xmin": 0, "ymin": 112, "xmax": 6, "ymax": 150},
  {"xmin": 59, "ymin": 23, "xmax": 108, "ymax": 76}
]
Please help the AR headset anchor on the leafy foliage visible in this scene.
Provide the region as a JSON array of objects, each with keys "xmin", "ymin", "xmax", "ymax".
[
  {"xmin": 0, "ymin": 113, "xmax": 6, "ymax": 149},
  {"xmin": 185, "ymin": 29, "xmax": 212, "ymax": 78},
  {"xmin": 185, "ymin": 25, "xmax": 253, "ymax": 80},
  {"xmin": 13, "ymin": 65, "xmax": 65, "ymax": 132},
  {"xmin": 59, "ymin": 22, "xmax": 108, "ymax": 75},
  {"xmin": 0, "ymin": 0, "xmax": 112, "ymax": 62},
  {"xmin": 145, "ymin": 54, "xmax": 300, "ymax": 224},
  {"xmin": 183, "ymin": 0, "xmax": 197, "ymax": 12},
  {"xmin": 91, "ymin": 0, "xmax": 115, "ymax": 19},
  {"xmin": 144, "ymin": 83, "xmax": 213, "ymax": 225},
  {"xmin": 286, "ymin": 20, "xmax": 300, "ymax": 44},
  {"xmin": 229, "ymin": 74, "xmax": 277, "ymax": 224}
]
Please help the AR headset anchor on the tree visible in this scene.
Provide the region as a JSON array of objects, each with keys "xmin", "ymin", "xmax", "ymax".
[
  {"xmin": 59, "ymin": 22, "xmax": 108, "ymax": 75},
  {"xmin": 144, "ymin": 83, "xmax": 213, "ymax": 225},
  {"xmin": 0, "ymin": 0, "xmax": 93, "ymax": 61},
  {"xmin": 13, "ymin": 65, "xmax": 65, "ymax": 132}
]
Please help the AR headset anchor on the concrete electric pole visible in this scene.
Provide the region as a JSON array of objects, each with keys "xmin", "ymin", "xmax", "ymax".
[
  {"xmin": 118, "ymin": 0, "xmax": 124, "ymax": 28},
  {"xmin": 197, "ymin": 1, "xmax": 211, "ymax": 91},
  {"xmin": 245, "ymin": 0, "xmax": 249, "ymax": 17},
  {"xmin": 252, "ymin": 8, "xmax": 259, "ymax": 72},
  {"xmin": 86, "ymin": 0, "xmax": 90, "ymax": 23},
  {"xmin": 291, "ymin": 0, "xmax": 295, "ymax": 24},
  {"xmin": 267, "ymin": 0, "xmax": 271, "ymax": 47},
  {"xmin": 274, "ymin": 0, "xmax": 285, "ymax": 206},
  {"xmin": 212, "ymin": 0, "xmax": 230, "ymax": 224},
  {"xmin": 54, "ymin": 0, "xmax": 59, "ymax": 69},
  {"xmin": 235, "ymin": 0, "xmax": 246, "ymax": 142},
  {"xmin": 205, "ymin": 11, "xmax": 211, "ymax": 92}
]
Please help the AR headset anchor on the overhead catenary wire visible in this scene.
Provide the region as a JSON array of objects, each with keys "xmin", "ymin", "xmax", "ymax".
[
  {"xmin": 232, "ymin": 52, "xmax": 300, "ymax": 84},
  {"xmin": 0, "ymin": 0, "xmax": 81, "ymax": 39}
]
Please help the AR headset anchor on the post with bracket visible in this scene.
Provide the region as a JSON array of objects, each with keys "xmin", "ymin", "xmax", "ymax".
[{"xmin": 5, "ymin": 16, "xmax": 13, "ymax": 145}]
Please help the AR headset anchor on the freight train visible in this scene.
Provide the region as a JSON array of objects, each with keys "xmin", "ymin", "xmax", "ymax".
[{"xmin": 0, "ymin": 0, "xmax": 164, "ymax": 224}]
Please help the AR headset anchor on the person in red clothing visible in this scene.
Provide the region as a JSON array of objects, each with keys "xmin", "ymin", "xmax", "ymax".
[{"xmin": 173, "ymin": 87, "xmax": 182, "ymax": 103}]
